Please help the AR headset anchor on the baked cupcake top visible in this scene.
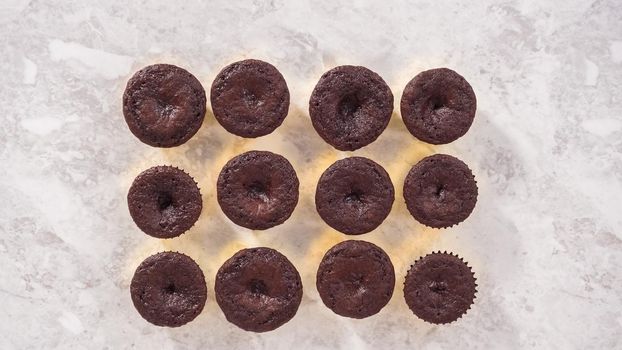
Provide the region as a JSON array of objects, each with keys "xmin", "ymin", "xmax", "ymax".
[
  {"xmin": 400, "ymin": 68, "xmax": 476, "ymax": 144},
  {"xmin": 309, "ymin": 65, "xmax": 393, "ymax": 151},
  {"xmin": 130, "ymin": 251, "xmax": 207, "ymax": 327},
  {"xmin": 127, "ymin": 165, "xmax": 202, "ymax": 238},
  {"xmin": 211, "ymin": 59, "xmax": 290, "ymax": 137},
  {"xmin": 215, "ymin": 247, "xmax": 303, "ymax": 332},
  {"xmin": 316, "ymin": 240, "xmax": 395, "ymax": 318},
  {"xmin": 403, "ymin": 154, "xmax": 477, "ymax": 228},
  {"xmin": 123, "ymin": 64, "xmax": 206, "ymax": 147},
  {"xmin": 216, "ymin": 150, "xmax": 299, "ymax": 230},
  {"xmin": 404, "ymin": 251, "xmax": 477, "ymax": 324},
  {"xmin": 315, "ymin": 157, "xmax": 394, "ymax": 235}
]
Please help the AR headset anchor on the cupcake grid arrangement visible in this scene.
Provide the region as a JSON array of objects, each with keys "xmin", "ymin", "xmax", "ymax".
[{"xmin": 124, "ymin": 59, "xmax": 478, "ymax": 332}]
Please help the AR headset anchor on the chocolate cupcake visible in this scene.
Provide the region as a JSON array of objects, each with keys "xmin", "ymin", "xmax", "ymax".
[
  {"xmin": 210, "ymin": 59, "xmax": 290, "ymax": 137},
  {"xmin": 403, "ymin": 154, "xmax": 477, "ymax": 228},
  {"xmin": 404, "ymin": 251, "xmax": 477, "ymax": 324},
  {"xmin": 316, "ymin": 240, "xmax": 395, "ymax": 318},
  {"xmin": 400, "ymin": 68, "xmax": 476, "ymax": 144},
  {"xmin": 215, "ymin": 247, "xmax": 303, "ymax": 332},
  {"xmin": 315, "ymin": 157, "xmax": 394, "ymax": 235},
  {"xmin": 130, "ymin": 251, "xmax": 207, "ymax": 327},
  {"xmin": 123, "ymin": 64, "xmax": 206, "ymax": 147},
  {"xmin": 309, "ymin": 65, "xmax": 393, "ymax": 151},
  {"xmin": 127, "ymin": 166, "xmax": 202, "ymax": 238},
  {"xmin": 217, "ymin": 151, "xmax": 299, "ymax": 230}
]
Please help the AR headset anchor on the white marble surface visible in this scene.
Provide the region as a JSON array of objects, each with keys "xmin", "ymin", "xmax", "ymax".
[{"xmin": 1, "ymin": 0, "xmax": 621, "ymax": 348}]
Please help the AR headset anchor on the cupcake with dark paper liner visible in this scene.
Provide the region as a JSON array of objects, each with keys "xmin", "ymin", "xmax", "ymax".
[
  {"xmin": 127, "ymin": 165, "xmax": 202, "ymax": 239},
  {"xmin": 403, "ymin": 251, "xmax": 477, "ymax": 324}
]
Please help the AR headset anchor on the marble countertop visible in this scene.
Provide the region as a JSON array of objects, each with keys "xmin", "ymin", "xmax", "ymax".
[{"xmin": 1, "ymin": 0, "xmax": 621, "ymax": 348}]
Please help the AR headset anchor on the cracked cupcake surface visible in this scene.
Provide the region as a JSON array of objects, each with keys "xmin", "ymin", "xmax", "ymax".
[
  {"xmin": 123, "ymin": 64, "xmax": 206, "ymax": 147},
  {"xmin": 404, "ymin": 251, "xmax": 477, "ymax": 324},
  {"xmin": 215, "ymin": 247, "xmax": 303, "ymax": 332},
  {"xmin": 316, "ymin": 240, "xmax": 395, "ymax": 319},
  {"xmin": 127, "ymin": 165, "xmax": 202, "ymax": 238},
  {"xmin": 216, "ymin": 150, "xmax": 299, "ymax": 230},
  {"xmin": 403, "ymin": 154, "xmax": 477, "ymax": 228},
  {"xmin": 130, "ymin": 252, "xmax": 207, "ymax": 327}
]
